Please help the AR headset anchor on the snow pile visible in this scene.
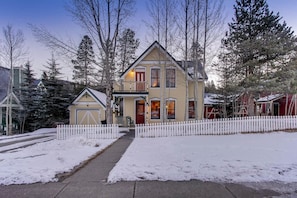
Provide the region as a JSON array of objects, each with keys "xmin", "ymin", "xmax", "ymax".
[
  {"xmin": 108, "ymin": 132, "xmax": 297, "ymax": 183},
  {"xmin": 0, "ymin": 135, "xmax": 117, "ymax": 185}
]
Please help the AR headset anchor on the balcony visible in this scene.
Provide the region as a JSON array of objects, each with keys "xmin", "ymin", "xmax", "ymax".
[{"xmin": 113, "ymin": 81, "xmax": 149, "ymax": 97}]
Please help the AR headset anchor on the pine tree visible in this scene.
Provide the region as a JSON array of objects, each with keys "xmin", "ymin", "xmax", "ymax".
[
  {"xmin": 19, "ymin": 61, "xmax": 38, "ymax": 132},
  {"xmin": 42, "ymin": 54, "xmax": 69, "ymax": 126},
  {"xmin": 116, "ymin": 29, "xmax": 140, "ymax": 76},
  {"xmin": 221, "ymin": 0, "xmax": 296, "ymax": 91},
  {"xmin": 72, "ymin": 35, "xmax": 96, "ymax": 87},
  {"xmin": 35, "ymin": 72, "xmax": 50, "ymax": 128}
]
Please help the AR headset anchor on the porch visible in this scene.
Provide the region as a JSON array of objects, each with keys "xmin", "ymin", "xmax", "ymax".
[{"xmin": 113, "ymin": 81, "xmax": 149, "ymax": 126}]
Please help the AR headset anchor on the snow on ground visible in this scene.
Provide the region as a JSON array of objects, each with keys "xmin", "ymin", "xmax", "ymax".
[
  {"xmin": 108, "ymin": 132, "xmax": 297, "ymax": 184},
  {"xmin": 0, "ymin": 128, "xmax": 119, "ymax": 185},
  {"xmin": 0, "ymin": 128, "xmax": 56, "ymax": 142}
]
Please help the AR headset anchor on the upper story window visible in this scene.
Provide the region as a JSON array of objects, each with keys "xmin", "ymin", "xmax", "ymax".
[
  {"xmin": 166, "ymin": 68, "xmax": 175, "ymax": 88},
  {"xmin": 151, "ymin": 68, "xmax": 160, "ymax": 88}
]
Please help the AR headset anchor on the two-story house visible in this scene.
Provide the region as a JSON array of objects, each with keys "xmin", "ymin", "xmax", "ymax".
[{"xmin": 113, "ymin": 41, "xmax": 207, "ymax": 125}]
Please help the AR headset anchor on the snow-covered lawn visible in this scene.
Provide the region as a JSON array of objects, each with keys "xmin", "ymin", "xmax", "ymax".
[
  {"xmin": 108, "ymin": 132, "xmax": 297, "ymax": 183},
  {"xmin": 0, "ymin": 129, "xmax": 120, "ymax": 185}
]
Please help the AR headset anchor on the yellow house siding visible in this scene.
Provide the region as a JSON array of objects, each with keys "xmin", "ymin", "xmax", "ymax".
[
  {"xmin": 123, "ymin": 97, "xmax": 135, "ymax": 121},
  {"xmin": 76, "ymin": 93, "xmax": 97, "ymax": 102},
  {"xmin": 143, "ymin": 48, "xmax": 168, "ymax": 61},
  {"xmin": 114, "ymin": 42, "xmax": 206, "ymax": 124}
]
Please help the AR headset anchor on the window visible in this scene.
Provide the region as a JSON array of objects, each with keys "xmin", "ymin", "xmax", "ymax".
[
  {"xmin": 151, "ymin": 100, "xmax": 160, "ymax": 119},
  {"xmin": 166, "ymin": 100, "xmax": 175, "ymax": 119},
  {"xmin": 151, "ymin": 68, "xmax": 160, "ymax": 88},
  {"xmin": 188, "ymin": 101, "xmax": 195, "ymax": 119},
  {"xmin": 166, "ymin": 68, "xmax": 175, "ymax": 88}
]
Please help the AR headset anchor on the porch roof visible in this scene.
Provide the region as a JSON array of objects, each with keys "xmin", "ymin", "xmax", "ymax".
[{"xmin": 257, "ymin": 94, "xmax": 284, "ymax": 103}]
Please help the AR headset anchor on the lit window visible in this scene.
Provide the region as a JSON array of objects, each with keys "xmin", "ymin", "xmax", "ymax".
[
  {"xmin": 166, "ymin": 68, "xmax": 175, "ymax": 88},
  {"xmin": 188, "ymin": 101, "xmax": 195, "ymax": 119},
  {"xmin": 151, "ymin": 68, "xmax": 160, "ymax": 88},
  {"xmin": 166, "ymin": 100, "xmax": 175, "ymax": 119},
  {"xmin": 151, "ymin": 100, "xmax": 160, "ymax": 119}
]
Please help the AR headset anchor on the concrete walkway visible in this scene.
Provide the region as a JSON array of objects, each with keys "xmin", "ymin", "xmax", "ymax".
[{"xmin": 0, "ymin": 131, "xmax": 281, "ymax": 198}]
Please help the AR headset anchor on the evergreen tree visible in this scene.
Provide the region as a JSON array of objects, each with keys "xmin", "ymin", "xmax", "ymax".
[
  {"xmin": 35, "ymin": 72, "xmax": 51, "ymax": 128},
  {"xmin": 19, "ymin": 61, "xmax": 38, "ymax": 132},
  {"xmin": 72, "ymin": 35, "xmax": 96, "ymax": 88},
  {"xmin": 116, "ymin": 28, "xmax": 140, "ymax": 76},
  {"xmin": 220, "ymin": 0, "xmax": 296, "ymax": 91},
  {"xmin": 42, "ymin": 54, "xmax": 69, "ymax": 126}
]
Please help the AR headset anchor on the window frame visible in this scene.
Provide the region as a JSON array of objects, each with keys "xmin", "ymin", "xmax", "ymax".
[
  {"xmin": 166, "ymin": 68, "xmax": 176, "ymax": 88},
  {"xmin": 150, "ymin": 67, "xmax": 161, "ymax": 88},
  {"xmin": 150, "ymin": 99, "xmax": 161, "ymax": 120},
  {"xmin": 166, "ymin": 99, "xmax": 176, "ymax": 119},
  {"xmin": 188, "ymin": 100, "xmax": 195, "ymax": 119}
]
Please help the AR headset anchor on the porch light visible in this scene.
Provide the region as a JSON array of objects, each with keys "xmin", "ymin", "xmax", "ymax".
[{"xmin": 130, "ymin": 69, "xmax": 135, "ymax": 77}]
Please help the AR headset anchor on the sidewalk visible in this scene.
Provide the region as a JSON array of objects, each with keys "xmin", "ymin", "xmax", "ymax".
[{"xmin": 0, "ymin": 130, "xmax": 281, "ymax": 198}]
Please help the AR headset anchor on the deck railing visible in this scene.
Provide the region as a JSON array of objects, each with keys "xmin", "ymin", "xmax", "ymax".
[
  {"xmin": 135, "ymin": 116, "xmax": 297, "ymax": 138},
  {"xmin": 57, "ymin": 124, "xmax": 120, "ymax": 140},
  {"xmin": 116, "ymin": 81, "xmax": 149, "ymax": 92}
]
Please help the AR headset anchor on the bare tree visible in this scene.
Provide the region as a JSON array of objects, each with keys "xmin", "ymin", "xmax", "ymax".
[
  {"xmin": 30, "ymin": 25, "xmax": 78, "ymax": 63},
  {"xmin": 1, "ymin": 25, "xmax": 26, "ymax": 135},
  {"xmin": 146, "ymin": 0, "xmax": 178, "ymax": 122},
  {"xmin": 31, "ymin": 0, "xmax": 135, "ymax": 124},
  {"xmin": 191, "ymin": 0, "xmax": 225, "ymax": 119},
  {"xmin": 67, "ymin": 0, "xmax": 135, "ymax": 124}
]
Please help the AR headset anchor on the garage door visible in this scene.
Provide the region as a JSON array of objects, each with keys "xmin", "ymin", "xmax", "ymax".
[{"xmin": 76, "ymin": 109, "xmax": 101, "ymax": 125}]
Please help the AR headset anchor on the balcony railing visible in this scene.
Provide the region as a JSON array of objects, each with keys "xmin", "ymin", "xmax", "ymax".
[{"xmin": 115, "ymin": 81, "xmax": 149, "ymax": 93}]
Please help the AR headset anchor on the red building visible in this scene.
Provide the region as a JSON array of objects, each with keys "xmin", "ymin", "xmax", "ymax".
[{"xmin": 256, "ymin": 94, "xmax": 297, "ymax": 116}]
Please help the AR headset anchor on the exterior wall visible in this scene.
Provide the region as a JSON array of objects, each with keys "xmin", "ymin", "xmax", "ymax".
[
  {"xmin": 69, "ymin": 92, "xmax": 106, "ymax": 125},
  {"xmin": 115, "ymin": 46, "xmax": 205, "ymax": 123},
  {"xmin": 188, "ymin": 81, "xmax": 205, "ymax": 120}
]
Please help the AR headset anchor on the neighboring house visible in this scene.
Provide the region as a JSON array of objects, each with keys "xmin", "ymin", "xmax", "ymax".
[
  {"xmin": 112, "ymin": 41, "xmax": 207, "ymax": 125},
  {"xmin": 68, "ymin": 87, "xmax": 106, "ymax": 125},
  {"xmin": 204, "ymin": 93, "xmax": 224, "ymax": 119},
  {"xmin": 0, "ymin": 66, "xmax": 24, "ymax": 132},
  {"xmin": 256, "ymin": 94, "xmax": 297, "ymax": 116},
  {"xmin": 230, "ymin": 92, "xmax": 257, "ymax": 117}
]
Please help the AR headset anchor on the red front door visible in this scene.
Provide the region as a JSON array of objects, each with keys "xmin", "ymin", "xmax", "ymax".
[
  {"xmin": 136, "ymin": 100, "xmax": 145, "ymax": 124},
  {"xmin": 136, "ymin": 72, "xmax": 145, "ymax": 91}
]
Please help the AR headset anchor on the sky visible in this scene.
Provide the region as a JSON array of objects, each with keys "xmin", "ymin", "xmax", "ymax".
[{"xmin": 0, "ymin": 0, "xmax": 297, "ymax": 80}]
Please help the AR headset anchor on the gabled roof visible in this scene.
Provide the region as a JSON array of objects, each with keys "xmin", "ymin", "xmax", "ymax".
[
  {"xmin": 0, "ymin": 92, "xmax": 24, "ymax": 109},
  {"xmin": 71, "ymin": 87, "xmax": 107, "ymax": 109},
  {"xmin": 120, "ymin": 41, "xmax": 207, "ymax": 80},
  {"xmin": 176, "ymin": 61, "xmax": 207, "ymax": 80},
  {"xmin": 204, "ymin": 93, "xmax": 225, "ymax": 105},
  {"xmin": 257, "ymin": 94, "xmax": 284, "ymax": 103}
]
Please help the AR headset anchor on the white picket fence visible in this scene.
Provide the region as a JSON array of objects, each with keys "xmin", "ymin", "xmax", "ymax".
[
  {"xmin": 57, "ymin": 124, "xmax": 120, "ymax": 140},
  {"xmin": 135, "ymin": 116, "xmax": 297, "ymax": 138}
]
